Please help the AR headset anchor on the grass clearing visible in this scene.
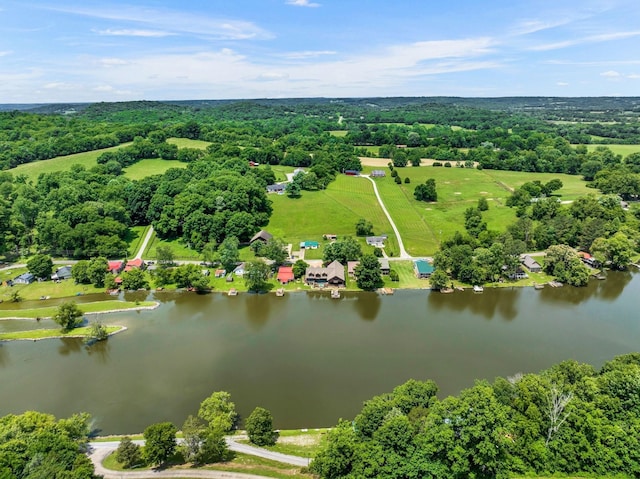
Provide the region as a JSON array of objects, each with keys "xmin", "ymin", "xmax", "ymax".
[
  {"xmin": 123, "ymin": 159, "xmax": 187, "ymax": 180},
  {"xmin": 328, "ymin": 130, "xmax": 348, "ymax": 137},
  {"xmin": 143, "ymin": 231, "xmax": 201, "ymax": 260},
  {"xmin": 166, "ymin": 137, "xmax": 211, "ymax": 149},
  {"xmin": 9, "ymin": 143, "xmax": 131, "ymax": 180},
  {"xmin": 0, "ymin": 277, "xmax": 105, "ymax": 302},
  {"xmin": 0, "ymin": 325, "xmax": 122, "ymax": 341},
  {"xmin": 584, "ymin": 143, "xmax": 640, "ymax": 158},
  {"xmin": 267, "ymin": 175, "xmax": 399, "ymax": 257},
  {"xmin": 239, "ymin": 428, "xmax": 329, "ymax": 458},
  {"xmin": 0, "ymin": 300, "xmax": 156, "ymax": 320},
  {"xmin": 124, "ymin": 225, "xmax": 150, "ymax": 257}
]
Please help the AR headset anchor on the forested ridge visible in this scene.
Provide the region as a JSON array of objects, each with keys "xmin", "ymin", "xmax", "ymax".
[{"xmin": 311, "ymin": 353, "xmax": 640, "ymax": 479}]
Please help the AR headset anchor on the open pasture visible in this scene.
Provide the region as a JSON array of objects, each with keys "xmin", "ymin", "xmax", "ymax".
[
  {"xmin": 9, "ymin": 143, "xmax": 130, "ymax": 179},
  {"xmin": 584, "ymin": 143, "xmax": 640, "ymax": 158},
  {"xmin": 123, "ymin": 159, "xmax": 186, "ymax": 180},
  {"xmin": 267, "ymin": 175, "xmax": 399, "ymax": 256},
  {"xmin": 166, "ymin": 137, "xmax": 211, "ymax": 149}
]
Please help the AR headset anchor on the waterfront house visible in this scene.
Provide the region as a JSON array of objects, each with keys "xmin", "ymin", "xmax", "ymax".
[
  {"xmin": 107, "ymin": 260, "xmax": 124, "ymax": 274},
  {"xmin": 277, "ymin": 266, "xmax": 295, "ymax": 284},
  {"xmin": 378, "ymin": 258, "xmax": 390, "ymax": 275},
  {"xmin": 305, "ymin": 260, "xmax": 345, "ymax": 287},
  {"xmin": 414, "ymin": 259, "xmax": 434, "ymax": 279},
  {"xmin": 14, "ymin": 272, "xmax": 35, "ymax": 284},
  {"xmin": 214, "ymin": 269, "xmax": 226, "ymax": 278},
  {"xmin": 508, "ymin": 266, "xmax": 529, "ymax": 280},
  {"xmin": 521, "ymin": 255, "xmax": 542, "ymax": 273},
  {"xmin": 233, "ymin": 263, "xmax": 246, "ymax": 277},
  {"xmin": 51, "ymin": 266, "xmax": 73, "ymax": 281}
]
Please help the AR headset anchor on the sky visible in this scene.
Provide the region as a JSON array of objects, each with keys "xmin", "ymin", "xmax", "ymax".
[{"xmin": 1, "ymin": 0, "xmax": 640, "ymax": 103}]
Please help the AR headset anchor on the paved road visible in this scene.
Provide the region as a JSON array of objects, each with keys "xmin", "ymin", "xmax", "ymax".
[
  {"xmin": 135, "ymin": 226, "xmax": 155, "ymax": 260},
  {"xmin": 88, "ymin": 437, "xmax": 310, "ymax": 479},
  {"xmin": 361, "ymin": 175, "xmax": 411, "ymax": 259}
]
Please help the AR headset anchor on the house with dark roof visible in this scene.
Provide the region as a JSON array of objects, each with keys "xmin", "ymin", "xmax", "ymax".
[
  {"xmin": 521, "ymin": 255, "xmax": 542, "ymax": 273},
  {"xmin": 344, "ymin": 170, "xmax": 360, "ymax": 176},
  {"xmin": 366, "ymin": 235, "xmax": 388, "ymax": 247},
  {"xmin": 51, "ymin": 266, "xmax": 73, "ymax": 281},
  {"xmin": 378, "ymin": 258, "xmax": 390, "ymax": 275},
  {"xmin": 250, "ymin": 230, "xmax": 273, "ymax": 244},
  {"xmin": 305, "ymin": 260, "xmax": 345, "ymax": 287},
  {"xmin": 277, "ymin": 266, "xmax": 295, "ymax": 284},
  {"xmin": 414, "ymin": 259, "xmax": 434, "ymax": 279},
  {"xmin": 14, "ymin": 272, "xmax": 35, "ymax": 284}
]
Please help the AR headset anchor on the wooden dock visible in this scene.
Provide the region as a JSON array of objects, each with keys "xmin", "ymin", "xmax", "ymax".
[
  {"xmin": 228, "ymin": 288, "xmax": 238, "ymax": 296},
  {"xmin": 275, "ymin": 288, "xmax": 285, "ymax": 297},
  {"xmin": 331, "ymin": 289, "xmax": 340, "ymax": 299}
]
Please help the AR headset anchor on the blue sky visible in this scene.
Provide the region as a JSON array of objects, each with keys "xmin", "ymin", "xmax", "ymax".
[{"xmin": 1, "ymin": 0, "xmax": 640, "ymax": 102}]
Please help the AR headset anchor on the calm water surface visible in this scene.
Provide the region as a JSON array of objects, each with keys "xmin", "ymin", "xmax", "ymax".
[{"xmin": 1, "ymin": 272, "xmax": 638, "ymax": 434}]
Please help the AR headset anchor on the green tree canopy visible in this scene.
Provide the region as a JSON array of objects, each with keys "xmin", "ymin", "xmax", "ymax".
[
  {"xmin": 53, "ymin": 301, "xmax": 84, "ymax": 331},
  {"xmin": 143, "ymin": 422, "xmax": 177, "ymax": 467},
  {"xmin": 27, "ymin": 253, "xmax": 53, "ymax": 279},
  {"xmin": 245, "ymin": 407, "xmax": 277, "ymax": 446}
]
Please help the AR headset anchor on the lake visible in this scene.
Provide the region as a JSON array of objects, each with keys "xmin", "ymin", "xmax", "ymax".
[{"xmin": 0, "ymin": 271, "xmax": 638, "ymax": 435}]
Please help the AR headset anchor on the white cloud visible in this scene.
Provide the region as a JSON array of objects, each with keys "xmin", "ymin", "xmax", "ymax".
[
  {"xmin": 600, "ymin": 70, "xmax": 620, "ymax": 77},
  {"xmin": 556, "ymin": 82, "xmax": 569, "ymax": 86},
  {"xmin": 42, "ymin": 5, "xmax": 272, "ymax": 40},
  {"xmin": 628, "ymin": 74, "xmax": 640, "ymax": 79},
  {"xmin": 93, "ymin": 85, "xmax": 114, "ymax": 92},
  {"xmin": 99, "ymin": 58, "xmax": 129, "ymax": 67},
  {"xmin": 256, "ymin": 72, "xmax": 290, "ymax": 81},
  {"xmin": 280, "ymin": 50, "xmax": 337, "ymax": 59},
  {"xmin": 530, "ymin": 30, "xmax": 640, "ymax": 51},
  {"xmin": 96, "ymin": 29, "xmax": 174, "ymax": 37},
  {"xmin": 0, "ymin": 51, "xmax": 12, "ymax": 57},
  {"xmin": 286, "ymin": 0, "xmax": 321, "ymax": 7},
  {"xmin": 43, "ymin": 82, "xmax": 74, "ymax": 90}
]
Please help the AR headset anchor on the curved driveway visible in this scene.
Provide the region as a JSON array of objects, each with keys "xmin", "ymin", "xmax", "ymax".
[
  {"xmin": 361, "ymin": 175, "xmax": 411, "ymax": 259},
  {"xmin": 88, "ymin": 437, "xmax": 310, "ymax": 479}
]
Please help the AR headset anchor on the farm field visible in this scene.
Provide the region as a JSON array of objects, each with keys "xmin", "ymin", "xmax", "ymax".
[
  {"xmin": 360, "ymin": 165, "xmax": 593, "ymax": 256},
  {"xmin": 267, "ymin": 175, "xmax": 400, "ymax": 257},
  {"xmin": 584, "ymin": 143, "xmax": 640, "ymax": 158},
  {"xmin": 123, "ymin": 158, "xmax": 186, "ymax": 180},
  {"xmin": 9, "ymin": 143, "xmax": 131, "ymax": 179}
]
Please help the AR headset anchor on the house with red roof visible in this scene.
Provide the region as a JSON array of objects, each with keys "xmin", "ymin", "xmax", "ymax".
[
  {"xmin": 277, "ymin": 266, "xmax": 295, "ymax": 284},
  {"xmin": 108, "ymin": 260, "xmax": 124, "ymax": 274},
  {"xmin": 124, "ymin": 258, "xmax": 145, "ymax": 272}
]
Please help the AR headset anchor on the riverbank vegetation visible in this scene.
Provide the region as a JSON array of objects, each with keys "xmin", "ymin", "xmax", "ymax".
[
  {"xmin": 0, "ymin": 300, "xmax": 157, "ymax": 319},
  {"xmin": 0, "ymin": 324, "xmax": 122, "ymax": 341},
  {"xmin": 311, "ymin": 353, "xmax": 640, "ymax": 479}
]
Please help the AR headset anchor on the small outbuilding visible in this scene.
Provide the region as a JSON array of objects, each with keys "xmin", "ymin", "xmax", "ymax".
[
  {"xmin": 266, "ymin": 184, "xmax": 286, "ymax": 194},
  {"xmin": 366, "ymin": 235, "xmax": 388, "ymax": 247},
  {"xmin": 347, "ymin": 261, "xmax": 360, "ymax": 278},
  {"xmin": 344, "ymin": 170, "xmax": 360, "ymax": 176},
  {"xmin": 300, "ymin": 241, "xmax": 319, "ymax": 249},
  {"xmin": 14, "ymin": 272, "xmax": 35, "ymax": 284},
  {"xmin": 378, "ymin": 258, "xmax": 390, "ymax": 275},
  {"xmin": 371, "ymin": 170, "xmax": 386, "ymax": 178}
]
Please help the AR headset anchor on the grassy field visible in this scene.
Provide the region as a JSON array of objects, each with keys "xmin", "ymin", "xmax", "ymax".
[
  {"xmin": 0, "ymin": 325, "xmax": 122, "ymax": 341},
  {"xmin": 0, "ymin": 300, "xmax": 156, "ymax": 319},
  {"xmin": 0, "ymin": 274, "xmax": 106, "ymax": 302},
  {"xmin": 123, "ymin": 159, "xmax": 187, "ymax": 180},
  {"xmin": 267, "ymin": 175, "xmax": 400, "ymax": 257},
  {"xmin": 584, "ymin": 143, "xmax": 640, "ymax": 158},
  {"xmin": 103, "ymin": 451, "xmax": 311, "ymax": 479},
  {"xmin": 238, "ymin": 428, "xmax": 329, "ymax": 458},
  {"xmin": 9, "ymin": 143, "xmax": 131, "ymax": 179},
  {"xmin": 143, "ymin": 231, "xmax": 202, "ymax": 260},
  {"xmin": 166, "ymin": 137, "xmax": 211, "ymax": 149},
  {"xmin": 358, "ymin": 165, "xmax": 593, "ymax": 256},
  {"xmin": 328, "ymin": 130, "xmax": 348, "ymax": 137}
]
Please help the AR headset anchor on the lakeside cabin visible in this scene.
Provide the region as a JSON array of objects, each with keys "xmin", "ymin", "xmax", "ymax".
[
  {"xmin": 305, "ymin": 260, "xmax": 346, "ymax": 287},
  {"xmin": 124, "ymin": 258, "xmax": 144, "ymax": 272},
  {"xmin": 14, "ymin": 272, "xmax": 35, "ymax": 284},
  {"xmin": 414, "ymin": 259, "xmax": 434, "ymax": 279},
  {"xmin": 108, "ymin": 260, "xmax": 124, "ymax": 274},
  {"xmin": 521, "ymin": 255, "xmax": 542, "ymax": 273},
  {"xmin": 277, "ymin": 266, "xmax": 295, "ymax": 284}
]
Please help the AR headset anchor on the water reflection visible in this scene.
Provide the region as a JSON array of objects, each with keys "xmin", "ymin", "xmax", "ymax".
[
  {"xmin": 427, "ymin": 288, "xmax": 520, "ymax": 321},
  {"xmin": 86, "ymin": 340, "xmax": 111, "ymax": 364},
  {"xmin": 0, "ymin": 344, "xmax": 8, "ymax": 367},
  {"xmin": 349, "ymin": 292, "xmax": 381, "ymax": 321},
  {"xmin": 244, "ymin": 293, "xmax": 271, "ymax": 329},
  {"xmin": 593, "ymin": 271, "xmax": 633, "ymax": 301},
  {"xmin": 58, "ymin": 337, "xmax": 83, "ymax": 356}
]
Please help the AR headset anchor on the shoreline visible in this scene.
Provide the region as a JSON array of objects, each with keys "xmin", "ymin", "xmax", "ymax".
[
  {"xmin": 0, "ymin": 325, "xmax": 128, "ymax": 342},
  {"xmin": 0, "ymin": 301, "xmax": 160, "ymax": 321}
]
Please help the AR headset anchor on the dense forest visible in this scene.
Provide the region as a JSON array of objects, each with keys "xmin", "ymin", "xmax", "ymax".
[{"xmin": 311, "ymin": 353, "xmax": 640, "ymax": 479}]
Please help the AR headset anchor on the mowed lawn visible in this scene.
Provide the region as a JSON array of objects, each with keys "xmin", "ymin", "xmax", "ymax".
[
  {"xmin": 267, "ymin": 175, "xmax": 400, "ymax": 257},
  {"xmin": 9, "ymin": 143, "xmax": 131, "ymax": 180},
  {"xmin": 363, "ymin": 165, "xmax": 593, "ymax": 256},
  {"xmin": 166, "ymin": 137, "xmax": 211, "ymax": 149}
]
